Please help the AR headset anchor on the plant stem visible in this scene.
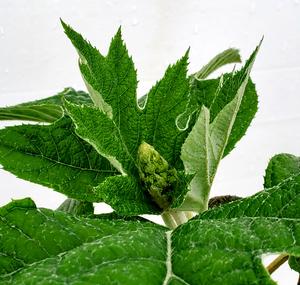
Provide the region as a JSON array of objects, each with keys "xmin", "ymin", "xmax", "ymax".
[
  {"xmin": 162, "ymin": 210, "xmax": 194, "ymax": 229},
  {"xmin": 267, "ymin": 254, "xmax": 289, "ymax": 274},
  {"xmin": 162, "ymin": 211, "xmax": 178, "ymax": 229}
]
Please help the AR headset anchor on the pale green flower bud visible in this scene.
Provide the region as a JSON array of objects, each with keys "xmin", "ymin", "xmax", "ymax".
[{"xmin": 137, "ymin": 142, "xmax": 178, "ymax": 209}]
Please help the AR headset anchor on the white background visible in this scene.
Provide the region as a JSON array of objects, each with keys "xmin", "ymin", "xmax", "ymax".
[{"xmin": 0, "ymin": 1, "xmax": 299, "ymax": 283}]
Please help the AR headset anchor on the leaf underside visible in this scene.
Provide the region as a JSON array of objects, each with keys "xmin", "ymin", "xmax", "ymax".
[
  {"xmin": 0, "ymin": 88, "xmax": 91, "ymax": 123},
  {"xmin": 1, "ymin": 198, "xmax": 300, "ymax": 285}
]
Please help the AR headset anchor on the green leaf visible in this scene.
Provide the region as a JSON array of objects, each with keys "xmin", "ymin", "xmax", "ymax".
[
  {"xmin": 0, "ymin": 198, "xmax": 167, "ymax": 284},
  {"xmin": 263, "ymin": 153, "xmax": 300, "ymax": 275},
  {"xmin": 0, "ymin": 117, "xmax": 118, "ymax": 201},
  {"xmin": 180, "ymin": 44, "xmax": 260, "ymax": 212},
  {"xmin": 187, "ymin": 67, "xmax": 258, "ymax": 158},
  {"xmin": 62, "ymin": 23, "xmax": 191, "ymax": 213},
  {"xmin": 0, "ymin": 88, "xmax": 91, "ymax": 123},
  {"xmin": 200, "ymin": 173, "xmax": 300, "ymax": 220},
  {"xmin": 171, "ymin": 216, "xmax": 300, "ymax": 285},
  {"xmin": 289, "ymin": 256, "xmax": 300, "ymax": 273},
  {"xmin": 142, "ymin": 51, "xmax": 190, "ymax": 166},
  {"xmin": 264, "ymin": 153, "xmax": 300, "ymax": 188},
  {"xmin": 1, "ymin": 198, "xmax": 300, "ymax": 284},
  {"xmin": 191, "ymin": 48, "xmax": 241, "ymax": 80},
  {"xmin": 57, "ymin": 198, "xmax": 94, "ymax": 216},
  {"xmin": 94, "ymin": 175, "xmax": 160, "ymax": 215}
]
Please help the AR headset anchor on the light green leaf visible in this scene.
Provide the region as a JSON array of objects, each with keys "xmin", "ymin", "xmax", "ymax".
[
  {"xmin": 0, "ymin": 117, "xmax": 118, "ymax": 201},
  {"xmin": 1, "ymin": 198, "xmax": 300, "ymax": 284},
  {"xmin": 0, "ymin": 88, "xmax": 91, "ymax": 123},
  {"xmin": 187, "ymin": 67, "xmax": 258, "ymax": 157},
  {"xmin": 181, "ymin": 44, "xmax": 260, "ymax": 212},
  {"xmin": 264, "ymin": 153, "xmax": 300, "ymax": 188},
  {"xmin": 57, "ymin": 198, "xmax": 94, "ymax": 216},
  {"xmin": 192, "ymin": 48, "xmax": 241, "ymax": 80}
]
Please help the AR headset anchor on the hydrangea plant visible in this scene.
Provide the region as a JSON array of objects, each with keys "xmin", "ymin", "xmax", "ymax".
[{"xmin": 0, "ymin": 21, "xmax": 299, "ymax": 284}]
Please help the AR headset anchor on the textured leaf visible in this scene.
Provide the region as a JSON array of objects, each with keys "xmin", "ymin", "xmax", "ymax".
[
  {"xmin": 62, "ymin": 22, "xmax": 141, "ymax": 175},
  {"xmin": 57, "ymin": 198, "xmax": 94, "ymax": 216},
  {"xmin": 188, "ymin": 67, "xmax": 258, "ymax": 158},
  {"xmin": 263, "ymin": 153, "xmax": 300, "ymax": 275},
  {"xmin": 63, "ymin": 23, "xmax": 191, "ymax": 213},
  {"xmin": 264, "ymin": 153, "xmax": 300, "ymax": 188},
  {"xmin": 289, "ymin": 256, "xmax": 300, "ymax": 273},
  {"xmin": 142, "ymin": 52, "xmax": 190, "ymax": 166},
  {"xmin": 192, "ymin": 48, "xmax": 241, "ymax": 80},
  {"xmin": 0, "ymin": 198, "xmax": 166, "ymax": 284},
  {"xmin": 1, "ymin": 199, "xmax": 300, "ymax": 284},
  {"xmin": 93, "ymin": 175, "xmax": 160, "ymax": 215},
  {"xmin": 171, "ymin": 216, "xmax": 300, "ymax": 285},
  {"xmin": 180, "ymin": 44, "xmax": 259, "ymax": 212},
  {"xmin": 64, "ymin": 101, "xmax": 137, "ymax": 176},
  {"xmin": 0, "ymin": 88, "xmax": 91, "ymax": 123},
  {"xmin": 0, "ymin": 117, "xmax": 117, "ymax": 201},
  {"xmin": 199, "ymin": 173, "xmax": 300, "ymax": 220}
]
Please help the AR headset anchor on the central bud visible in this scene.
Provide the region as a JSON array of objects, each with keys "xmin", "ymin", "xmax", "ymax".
[{"xmin": 137, "ymin": 142, "xmax": 178, "ymax": 209}]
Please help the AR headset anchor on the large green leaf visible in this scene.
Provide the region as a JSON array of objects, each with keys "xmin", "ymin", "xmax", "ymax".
[
  {"xmin": 0, "ymin": 88, "xmax": 91, "ymax": 123},
  {"xmin": 0, "ymin": 117, "xmax": 118, "ymax": 201},
  {"xmin": 264, "ymin": 153, "xmax": 300, "ymax": 188},
  {"xmin": 263, "ymin": 154, "xmax": 300, "ymax": 275},
  {"xmin": 0, "ymin": 198, "xmax": 167, "ymax": 284},
  {"xmin": 1, "ymin": 198, "xmax": 300, "ymax": 284},
  {"xmin": 199, "ymin": 173, "xmax": 300, "ymax": 220},
  {"xmin": 180, "ymin": 44, "xmax": 260, "ymax": 212}
]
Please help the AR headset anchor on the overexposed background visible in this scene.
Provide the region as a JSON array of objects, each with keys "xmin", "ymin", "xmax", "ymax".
[{"xmin": 0, "ymin": 1, "xmax": 299, "ymax": 283}]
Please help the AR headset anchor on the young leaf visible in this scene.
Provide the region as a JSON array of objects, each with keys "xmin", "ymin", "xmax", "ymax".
[
  {"xmin": 1, "ymin": 198, "xmax": 300, "ymax": 284},
  {"xmin": 62, "ymin": 22, "xmax": 191, "ymax": 214},
  {"xmin": 142, "ymin": 52, "xmax": 190, "ymax": 166},
  {"xmin": 187, "ymin": 67, "xmax": 258, "ymax": 157},
  {"xmin": 0, "ymin": 117, "xmax": 118, "ymax": 201},
  {"xmin": 264, "ymin": 153, "xmax": 300, "ymax": 188},
  {"xmin": 94, "ymin": 175, "xmax": 160, "ymax": 215},
  {"xmin": 57, "ymin": 198, "xmax": 94, "ymax": 216},
  {"xmin": 180, "ymin": 44, "xmax": 260, "ymax": 212},
  {"xmin": 192, "ymin": 48, "xmax": 241, "ymax": 80},
  {"xmin": 0, "ymin": 88, "xmax": 91, "ymax": 123}
]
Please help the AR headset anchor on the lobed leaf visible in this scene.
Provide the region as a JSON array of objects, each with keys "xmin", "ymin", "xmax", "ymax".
[
  {"xmin": 199, "ymin": 173, "xmax": 300, "ymax": 220},
  {"xmin": 0, "ymin": 117, "xmax": 118, "ymax": 201},
  {"xmin": 1, "ymin": 198, "xmax": 300, "ymax": 284},
  {"xmin": 63, "ymin": 22, "xmax": 191, "ymax": 213}
]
